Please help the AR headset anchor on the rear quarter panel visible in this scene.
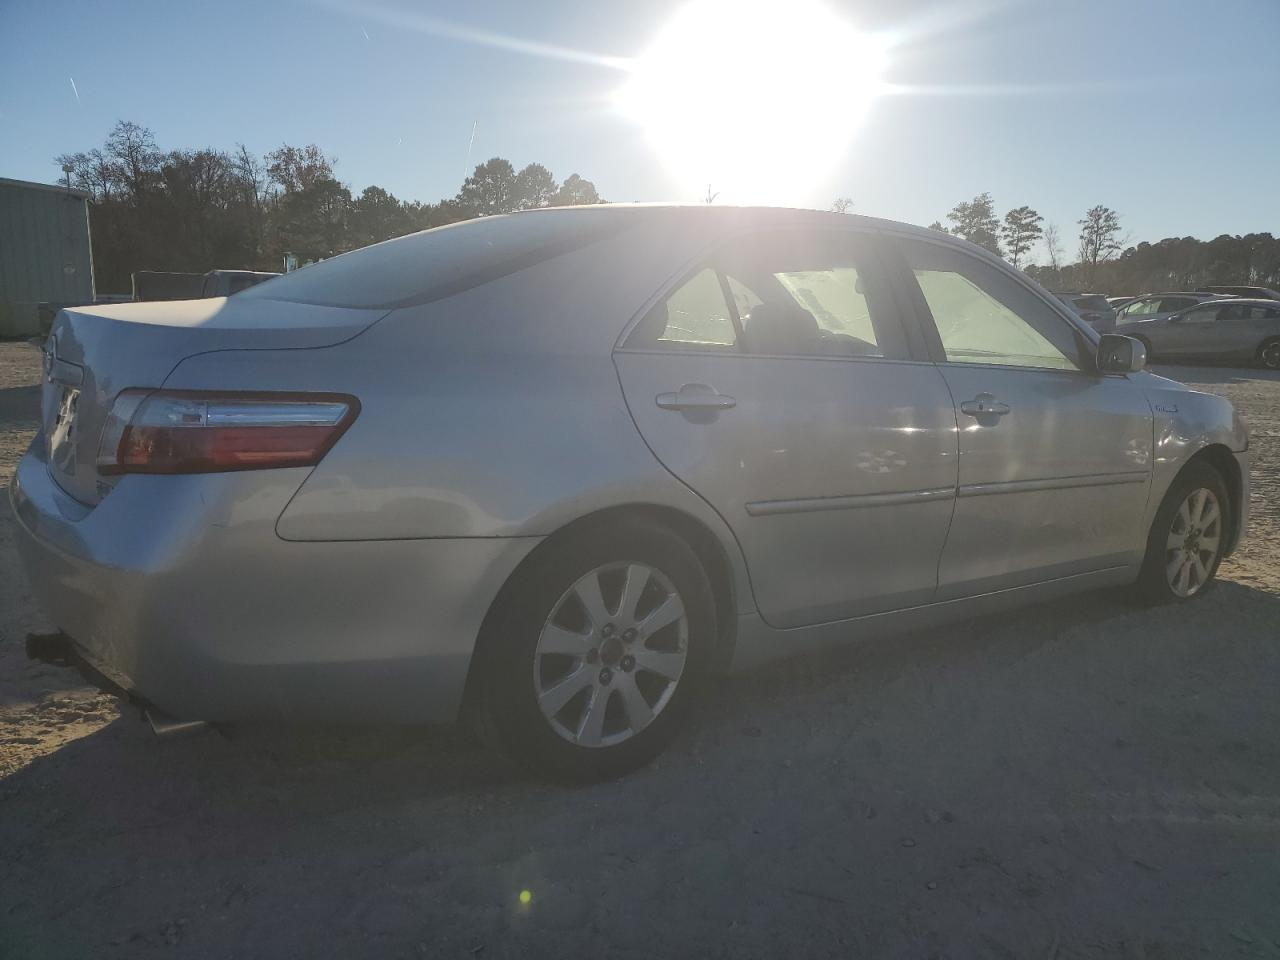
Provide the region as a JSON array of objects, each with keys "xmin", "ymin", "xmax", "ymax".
[{"xmin": 162, "ymin": 219, "xmax": 759, "ymax": 615}]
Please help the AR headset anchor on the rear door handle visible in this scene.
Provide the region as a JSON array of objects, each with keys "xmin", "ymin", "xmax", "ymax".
[
  {"xmin": 656, "ymin": 383, "xmax": 737, "ymax": 411},
  {"xmin": 959, "ymin": 394, "xmax": 1010, "ymax": 417}
]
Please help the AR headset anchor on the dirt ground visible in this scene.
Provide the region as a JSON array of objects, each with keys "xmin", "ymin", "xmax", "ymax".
[{"xmin": 2, "ymin": 337, "xmax": 1278, "ymax": 959}]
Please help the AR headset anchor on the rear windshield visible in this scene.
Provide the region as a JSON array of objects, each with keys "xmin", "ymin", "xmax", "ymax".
[
  {"xmin": 1073, "ymin": 295, "xmax": 1111, "ymax": 311},
  {"xmin": 240, "ymin": 209, "xmax": 632, "ymax": 309}
]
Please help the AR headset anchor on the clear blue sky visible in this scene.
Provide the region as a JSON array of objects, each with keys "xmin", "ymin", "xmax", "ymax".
[{"xmin": 2, "ymin": 0, "xmax": 1277, "ymax": 254}]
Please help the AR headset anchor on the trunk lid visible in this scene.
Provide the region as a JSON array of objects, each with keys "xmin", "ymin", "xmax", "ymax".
[{"xmin": 42, "ymin": 296, "xmax": 385, "ymax": 506}]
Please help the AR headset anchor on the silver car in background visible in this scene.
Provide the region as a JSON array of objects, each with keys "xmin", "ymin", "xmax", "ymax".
[
  {"xmin": 12, "ymin": 206, "xmax": 1250, "ymax": 780},
  {"xmin": 1116, "ymin": 291, "xmax": 1220, "ymax": 325},
  {"xmin": 1120, "ymin": 297, "xmax": 1280, "ymax": 367}
]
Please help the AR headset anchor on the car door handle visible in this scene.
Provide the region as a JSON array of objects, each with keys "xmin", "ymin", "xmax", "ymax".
[
  {"xmin": 959, "ymin": 394, "xmax": 1010, "ymax": 417},
  {"xmin": 656, "ymin": 384, "xmax": 737, "ymax": 411}
]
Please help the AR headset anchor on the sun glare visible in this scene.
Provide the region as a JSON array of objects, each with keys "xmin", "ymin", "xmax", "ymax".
[{"xmin": 617, "ymin": 0, "xmax": 886, "ymax": 204}]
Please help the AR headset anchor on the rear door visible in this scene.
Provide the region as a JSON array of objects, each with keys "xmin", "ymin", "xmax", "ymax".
[
  {"xmin": 1217, "ymin": 303, "xmax": 1280, "ymax": 359},
  {"xmin": 614, "ymin": 227, "xmax": 958, "ymax": 628},
  {"xmin": 888, "ymin": 236, "xmax": 1153, "ymax": 598}
]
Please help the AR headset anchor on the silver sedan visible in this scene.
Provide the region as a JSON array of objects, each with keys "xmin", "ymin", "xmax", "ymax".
[
  {"xmin": 12, "ymin": 206, "xmax": 1250, "ymax": 780},
  {"xmin": 1119, "ymin": 298, "xmax": 1280, "ymax": 368}
]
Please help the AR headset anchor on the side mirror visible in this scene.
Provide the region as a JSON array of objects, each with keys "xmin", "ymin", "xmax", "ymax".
[{"xmin": 1097, "ymin": 334, "xmax": 1146, "ymax": 373}]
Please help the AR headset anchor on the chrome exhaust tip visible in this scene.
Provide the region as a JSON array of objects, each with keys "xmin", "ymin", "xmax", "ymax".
[{"xmin": 144, "ymin": 708, "xmax": 209, "ymax": 738}]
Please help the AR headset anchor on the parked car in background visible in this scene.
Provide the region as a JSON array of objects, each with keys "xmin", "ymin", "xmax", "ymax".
[
  {"xmin": 132, "ymin": 271, "xmax": 205, "ymax": 301},
  {"xmin": 1053, "ymin": 292, "xmax": 1116, "ymax": 331},
  {"xmin": 1196, "ymin": 285, "xmax": 1280, "ymax": 301},
  {"xmin": 133, "ymin": 269, "xmax": 282, "ymax": 301},
  {"xmin": 1120, "ymin": 298, "xmax": 1280, "ymax": 367},
  {"xmin": 13, "ymin": 206, "xmax": 1250, "ymax": 780},
  {"xmin": 200, "ymin": 270, "xmax": 281, "ymax": 298},
  {"xmin": 1115, "ymin": 292, "xmax": 1220, "ymax": 325}
]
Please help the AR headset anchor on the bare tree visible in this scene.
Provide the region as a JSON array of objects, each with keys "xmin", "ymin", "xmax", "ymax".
[
  {"xmin": 1043, "ymin": 222, "xmax": 1064, "ymax": 273},
  {"xmin": 233, "ymin": 144, "xmax": 267, "ymax": 212},
  {"xmin": 104, "ymin": 120, "xmax": 160, "ymax": 202},
  {"xmin": 830, "ymin": 197, "xmax": 854, "ymax": 214}
]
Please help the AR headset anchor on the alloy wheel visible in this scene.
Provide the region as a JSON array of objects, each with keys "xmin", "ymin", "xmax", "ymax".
[
  {"xmin": 1261, "ymin": 341, "xmax": 1280, "ymax": 369},
  {"xmin": 533, "ymin": 562, "xmax": 688, "ymax": 748},
  {"xmin": 1164, "ymin": 487, "xmax": 1222, "ymax": 598}
]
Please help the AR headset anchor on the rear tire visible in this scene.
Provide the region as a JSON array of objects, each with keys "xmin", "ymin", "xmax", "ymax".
[
  {"xmin": 1135, "ymin": 462, "xmax": 1230, "ymax": 605},
  {"xmin": 1258, "ymin": 337, "xmax": 1280, "ymax": 370},
  {"xmin": 474, "ymin": 517, "xmax": 715, "ymax": 782}
]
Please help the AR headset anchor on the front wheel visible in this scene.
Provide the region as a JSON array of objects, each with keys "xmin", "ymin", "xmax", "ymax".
[
  {"xmin": 474, "ymin": 518, "xmax": 715, "ymax": 782},
  {"xmin": 1135, "ymin": 462, "xmax": 1229, "ymax": 604}
]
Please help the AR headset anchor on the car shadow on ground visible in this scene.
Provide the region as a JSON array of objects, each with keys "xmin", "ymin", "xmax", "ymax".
[
  {"xmin": 5, "ymin": 579, "xmax": 1280, "ymax": 957},
  {"xmin": 4, "ymin": 577, "xmax": 1269, "ymax": 807}
]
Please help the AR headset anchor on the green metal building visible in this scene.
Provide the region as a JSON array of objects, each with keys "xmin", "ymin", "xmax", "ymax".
[{"xmin": 0, "ymin": 177, "xmax": 94, "ymax": 337}]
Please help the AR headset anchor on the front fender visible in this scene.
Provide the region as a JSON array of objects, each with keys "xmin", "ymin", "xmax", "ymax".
[{"xmin": 1134, "ymin": 370, "xmax": 1249, "ymax": 548}]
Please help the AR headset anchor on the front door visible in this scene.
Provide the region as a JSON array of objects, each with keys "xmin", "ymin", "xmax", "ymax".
[
  {"xmin": 891, "ymin": 236, "xmax": 1154, "ymax": 598},
  {"xmin": 614, "ymin": 228, "xmax": 958, "ymax": 628}
]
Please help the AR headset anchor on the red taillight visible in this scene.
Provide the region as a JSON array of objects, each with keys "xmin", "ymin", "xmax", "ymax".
[{"xmin": 97, "ymin": 390, "xmax": 359, "ymax": 475}]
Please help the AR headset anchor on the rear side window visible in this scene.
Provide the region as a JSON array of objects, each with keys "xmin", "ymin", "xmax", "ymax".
[
  {"xmin": 1221, "ymin": 304, "xmax": 1278, "ymax": 321},
  {"xmin": 1159, "ymin": 296, "xmax": 1196, "ymax": 313},
  {"xmin": 652, "ymin": 268, "xmax": 738, "ymax": 347},
  {"xmin": 628, "ymin": 229, "xmax": 907, "ymax": 360},
  {"xmin": 899, "ymin": 239, "xmax": 1083, "ymax": 371},
  {"xmin": 240, "ymin": 210, "xmax": 631, "ymax": 309}
]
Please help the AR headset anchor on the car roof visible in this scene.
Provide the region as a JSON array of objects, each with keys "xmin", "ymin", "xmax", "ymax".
[{"xmin": 501, "ymin": 202, "xmax": 978, "ymax": 249}]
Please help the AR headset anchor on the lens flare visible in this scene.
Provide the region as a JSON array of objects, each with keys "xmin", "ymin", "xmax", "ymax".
[{"xmin": 617, "ymin": 0, "xmax": 886, "ymax": 203}]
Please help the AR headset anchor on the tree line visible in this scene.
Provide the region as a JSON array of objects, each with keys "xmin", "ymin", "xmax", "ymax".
[
  {"xmin": 920, "ymin": 191, "xmax": 1280, "ymax": 295},
  {"xmin": 57, "ymin": 122, "xmax": 1280, "ymax": 298},
  {"xmin": 57, "ymin": 121, "xmax": 604, "ymax": 293}
]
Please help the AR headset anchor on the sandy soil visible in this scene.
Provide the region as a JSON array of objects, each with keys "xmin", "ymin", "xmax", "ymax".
[{"xmin": 1, "ymin": 338, "xmax": 1278, "ymax": 959}]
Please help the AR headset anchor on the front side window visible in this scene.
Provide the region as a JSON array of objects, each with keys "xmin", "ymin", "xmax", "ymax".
[
  {"xmin": 899, "ymin": 240, "xmax": 1082, "ymax": 371},
  {"xmin": 1158, "ymin": 296, "xmax": 1196, "ymax": 313}
]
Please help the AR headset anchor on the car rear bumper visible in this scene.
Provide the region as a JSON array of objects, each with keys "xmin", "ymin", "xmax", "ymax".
[{"xmin": 10, "ymin": 440, "xmax": 539, "ymax": 724}]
